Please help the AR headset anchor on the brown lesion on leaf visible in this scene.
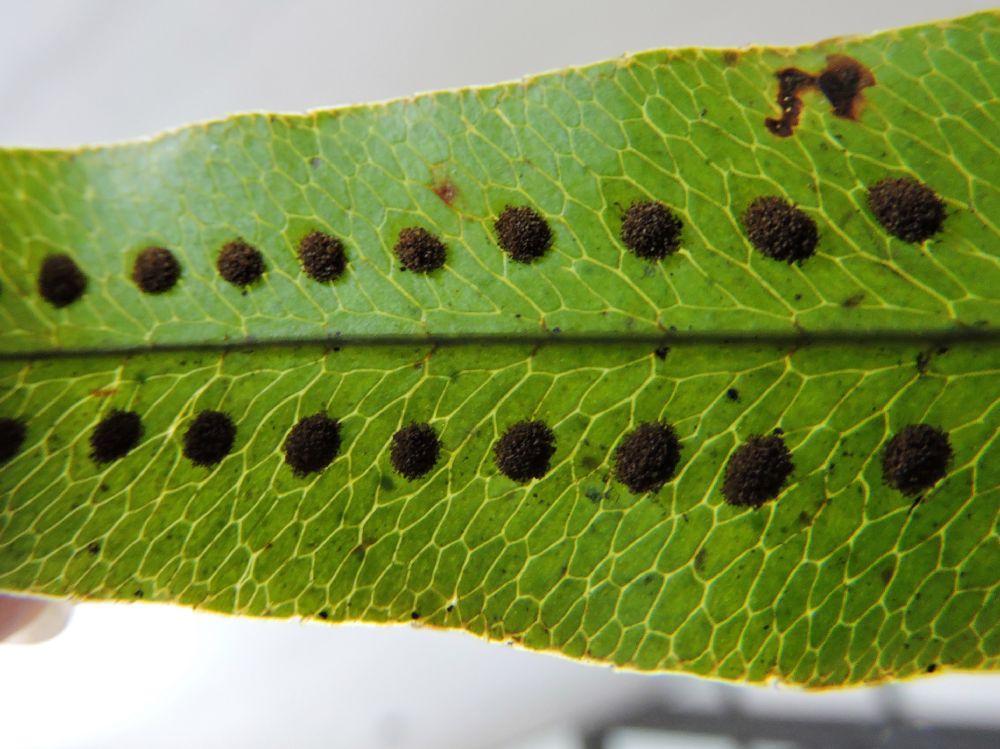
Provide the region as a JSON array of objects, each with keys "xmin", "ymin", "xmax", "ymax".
[
  {"xmin": 722, "ymin": 50, "xmax": 741, "ymax": 66},
  {"xmin": 431, "ymin": 179, "xmax": 457, "ymax": 205},
  {"xmin": 89, "ymin": 387, "xmax": 118, "ymax": 398},
  {"xmin": 765, "ymin": 55, "xmax": 875, "ymax": 137},
  {"xmin": 841, "ymin": 291, "xmax": 866, "ymax": 308},
  {"xmin": 817, "ymin": 55, "xmax": 876, "ymax": 119}
]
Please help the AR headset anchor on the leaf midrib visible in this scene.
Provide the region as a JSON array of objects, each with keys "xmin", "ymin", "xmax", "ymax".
[{"xmin": 1, "ymin": 328, "xmax": 997, "ymax": 362}]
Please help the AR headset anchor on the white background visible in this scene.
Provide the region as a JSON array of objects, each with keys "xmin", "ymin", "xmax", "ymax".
[{"xmin": 1, "ymin": 2, "xmax": 998, "ymax": 748}]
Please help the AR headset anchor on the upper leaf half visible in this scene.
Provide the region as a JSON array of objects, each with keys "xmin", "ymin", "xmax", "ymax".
[{"xmin": 1, "ymin": 12, "xmax": 997, "ymax": 353}]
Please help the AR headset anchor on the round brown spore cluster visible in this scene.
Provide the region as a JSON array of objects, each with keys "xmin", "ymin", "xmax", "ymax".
[
  {"xmin": 881, "ymin": 423, "xmax": 952, "ymax": 495},
  {"xmin": 38, "ymin": 254, "xmax": 87, "ymax": 308},
  {"xmin": 722, "ymin": 433, "xmax": 794, "ymax": 507},
  {"xmin": 217, "ymin": 239, "xmax": 265, "ymax": 287},
  {"xmin": 614, "ymin": 421, "xmax": 682, "ymax": 493},
  {"xmin": 183, "ymin": 410, "xmax": 236, "ymax": 467},
  {"xmin": 867, "ymin": 177, "xmax": 945, "ymax": 243},
  {"xmin": 298, "ymin": 230, "xmax": 347, "ymax": 282},
  {"xmin": 742, "ymin": 196, "xmax": 818, "ymax": 264},
  {"xmin": 283, "ymin": 413, "xmax": 341, "ymax": 476},
  {"xmin": 494, "ymin": 420, "xmax": 556, "ymax": 482},
  {"xmin": 132, "ymin": 246, "xmax": 181, "ymax": 293},
  {"xmin": 0, "ymin": 417, "xmax": 27, "ymax": 465},
  {"xmin": 89, "ymin": 409, "xmax": 143, "ymax": 464},
  {"xmin": 394, "ymin": 227, "xmax": 446, "ymax": 273},
  {"xmin": 620, "ymin": 201, "xmax": 683, "ymax": 260},
  {"xmin": 390, "ymin": 422, "xmax": 441, "ymax": 479},
  {"xmin": 494, "ymin": 206, "xmax": 552, "ymax": 263}
]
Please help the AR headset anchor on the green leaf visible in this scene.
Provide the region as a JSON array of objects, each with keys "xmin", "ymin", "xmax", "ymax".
[{"xmin": 1, "ymin": 12, "xmax": 998, "ymax": 687}]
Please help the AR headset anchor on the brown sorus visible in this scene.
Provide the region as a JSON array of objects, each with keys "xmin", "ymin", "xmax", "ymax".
[
  {"xmin": 217, "ymin": 239, "xmax": 265, "ymax": 287},
  {"xmin": 494, "ymin": 420, "xmax": 556, "ymax": 482},
  {"xmin": 284, "ymin": 413, "xmax": 341, "ymax": 476},
  {"xmin": 298, "ymin": 230, "xmax": 347, "ymax": 282},
  {"xmin": 614, "ymin": 422, "xmax": 682, "ymax": 493},
  {"xmin": 722, "ymin": 434, "xmax": 793, "ymax": 508},
  {"xmin": 867, "ymin": 177, "xmax": 945, "ymax": 243},
  {"xmin": 881, "ymin": 424, "xmax": 952, "ymax": 496},
  {"xmin": 132, "ymin": 246, "xmax": 181, "ymax": 294},
  {"xmin": 183, "ymin": 410, "xmax": 236, "ymax": 467},
  {"xmin": 394, "ymin": 227, "xmax": 446, "ymax": 273},
  {"xmin": 390, "ymin": 422, "xmax": 441, "ymax": 479},
  {"xmin": 0, "ymin": 417, "xmax": 26, "ymax": 465},
  {"xmin": 90, "ymin": 409, "xmax": 143, "ymax": 464},
  {"xmin": 742, "ymin": 196, "xmax": 818, "ymax": 264},
  {"xmin": 38, "ymin": 254, "xmax": 87, "ymax": 307},
  {"xmin": 494, "ymin": 206, "xmax": 552, "ymax": 263},
  {"xmin": 620, "ymin": 201, "xmax": 683, "ymax": 260}
]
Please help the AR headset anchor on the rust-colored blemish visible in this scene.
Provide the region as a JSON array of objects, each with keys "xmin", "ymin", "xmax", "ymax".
[
  {"xmin": 817, "ymin": 55, "xmax": 875, "ymax": 119},
  {"xmin": 89, "ymin": 387, "xmax": 117, "ymax": 398},
  {"xmin": 765, "ymin": 54, "xmax": 875, "ymax": 137},
  {"xmin": 722, "ymin": 50, "xmax": 740, "ymax": 66},
  {"xmin": 431, "ymin": 179, "xmax": 457, "ymax": 205},
  {"xmin": 765, "ymin": 67, "xmax": 817, "ymax": 137},
  {"xmin": 842, "ymin": 291, "xmax": 866, "ymax": 308}
]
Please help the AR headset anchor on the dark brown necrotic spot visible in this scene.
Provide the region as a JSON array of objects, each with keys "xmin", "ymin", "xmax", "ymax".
[
  {"xmin": 867, "ymin": 177, "xmax": 945, "ymax": 244},
  {"xmin": 620, "ymin": 201, "xmax": 683, "ymax": 260},
  {"xmin": 742, "ymin": 196, "xmax": 818, "ymax": 264},
  {"xmin": 132, "ymin": 246, "xmax": 181, "ymax": 294},
  {"xmin": 390, "ymin": 422, "xmax": 441, "ymax": 480},
  {"xmin": 89, "ymin": 409, "xmax": 143, "ymax": 464},
  {"xmin": 38, "ymin": 254, "xmax": 87, "ymax": 308},
  {"xmin": 816, "ymin": 55, "xmax": 876, "ymax": 119},
  {"xmin": 494, "ymin": 420, "xmax": 556, "ymax": 482},
  {"xmin": 0, "ymin": 417, "xmax": 27, "ymax": 465},
  {"xmin": 298, "ymin": 231, "xmax": 347, "ymax": 282},
  {"xmin": 613, "ymin": 422, "xmax": 682, "ymax": 493},
  {"xmin": 183, "ymin": 410, "xmax": 236, "ymax": 467},
  {"xmin": 722, "ymin": 434, "xmax": 794, "ymax": 508},
  {"xmin": 217, "ymin": 239, "xmax": 265, "ymax": 287},
  {"xmin": 881, "ymin": 424, "xmax": 952, "ymax": 496},
  {"xmin": 765, "ymin": 68, "xmax": 816, "ymax": 137},
  {"xmin": 494, "ymin": 206, "xmax": 552, "ymax": 263},
  {"xmin": 394, "ymin": 227, "xmax": 446, "ymax": 273},
  {"xmin": 765, "ymin": 56, "xmax": 874, "ymax": 137},
  {"xmin": 283, "ymin": 413, "xmax": 341, "ymax": 476}
]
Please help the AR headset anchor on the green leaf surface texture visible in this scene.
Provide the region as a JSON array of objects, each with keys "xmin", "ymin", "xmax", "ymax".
[{"xmin": 1, "ymin": 12, "xmax": 998, "ymax": 687}]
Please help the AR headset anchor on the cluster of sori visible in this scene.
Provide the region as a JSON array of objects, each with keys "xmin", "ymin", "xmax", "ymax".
[
  {"xmin": 0, "ymin": 410, "xmax": 951, "ymax": 507},
  {"xmin": 33, "ymin": 175, "xmax": 944, "ymax": 308}
]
